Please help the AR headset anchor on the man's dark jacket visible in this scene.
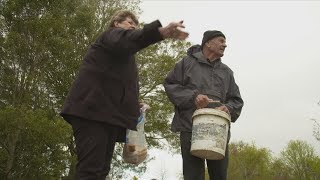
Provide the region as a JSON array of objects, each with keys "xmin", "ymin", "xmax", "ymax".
[
  {"xmin": 164, "ymin": 45, "xmax": 244, "ymax": 132},
  {"xmin": 61, "ymin": 20, "xmax": 163, "ymax": 131}
]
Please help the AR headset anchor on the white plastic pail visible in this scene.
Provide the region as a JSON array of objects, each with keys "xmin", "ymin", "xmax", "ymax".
[{"xmin": 190, "ymin": 108, "xmax": 231, "ymax": 160}]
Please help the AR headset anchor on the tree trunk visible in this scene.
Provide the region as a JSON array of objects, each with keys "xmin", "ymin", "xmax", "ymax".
[{"xmin": 5, "ymin": 128, "xmax": 20, "ymax": 179}]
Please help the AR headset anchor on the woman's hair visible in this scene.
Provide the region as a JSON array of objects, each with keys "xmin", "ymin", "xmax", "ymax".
[{"xmin": 108, "ymin": 10, "xmax": 139, "ymax": 29}]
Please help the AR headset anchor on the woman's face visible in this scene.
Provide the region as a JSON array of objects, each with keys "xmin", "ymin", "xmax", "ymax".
[{"xmin": 114, "ymin": 17, "xmax": 137, "ymax": 30}]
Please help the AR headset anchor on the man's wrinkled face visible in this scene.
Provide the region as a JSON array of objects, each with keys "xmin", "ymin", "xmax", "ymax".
[
  {"xmin": 206, "ymin": 36, "xmax": 227, "ymax": 57},
  {"xmin": 114, "ymin": 17, "xmax": 137, "ymax": 30}
]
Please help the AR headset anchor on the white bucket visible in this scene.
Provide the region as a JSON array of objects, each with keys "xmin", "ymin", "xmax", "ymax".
[{"xmin": 190, "ymin": 108, "xmax": 231, "ymax": 160}]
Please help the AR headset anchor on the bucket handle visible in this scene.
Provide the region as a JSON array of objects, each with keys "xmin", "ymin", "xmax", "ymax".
[
  {"xmin": 206, "ymin": 99, "xmax": 226, "ymax": 109},
  {"xmin": 208, "ymin": 99, "xmax": 223, "ymax": 106}
]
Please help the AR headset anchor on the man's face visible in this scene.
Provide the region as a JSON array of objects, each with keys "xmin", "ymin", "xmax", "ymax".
[
  {"xmin": 206, "ymin": 36, "xmax": 227, "ymax": 57},
  {"xmin": 114, "ymin": 17, "xmax": 137, "ymax": 30}
]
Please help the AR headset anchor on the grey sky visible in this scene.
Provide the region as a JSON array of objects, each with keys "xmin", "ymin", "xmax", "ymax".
[{"xmin": 138, "ymin": 1, "xmax": 320, "ymax": 179}]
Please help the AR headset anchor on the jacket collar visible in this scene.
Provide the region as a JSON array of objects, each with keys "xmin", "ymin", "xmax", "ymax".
[{"xmin": 193, "ymin": 51, "xmax": 221, "ymax": 67}]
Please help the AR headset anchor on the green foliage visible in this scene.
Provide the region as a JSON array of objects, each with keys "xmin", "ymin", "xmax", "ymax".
[
  {"xmin": 268, "ymin": 158, "xmax": 291, "ymax": 179},
  {"xmin": 0, "ymin": 0, "xmax": 142, "ymax": 178},
  {"xmin": 279, "ymin": 140, "xmax": 320, "ymax": 179},
  {"xmin": 10, "ymin": 1, "xmax": 320, "ymax": 179},
  {"xmin": 0, "ymin": 106, "xmax": 71, "ymax": 179},
  {"xmin": 202, "ymin": 140, "xmax": 320, "ymax": 180},
  {"xmin": 137, "ymin": 40, "xmax": 191, "ymax": 151},
  {"xmin": 228, "ymin": 141, "xmax": 272, "ymax": 180},
  {"xmin": 0, "ymin": 0, "xmax": 141, "ymax": 109}
]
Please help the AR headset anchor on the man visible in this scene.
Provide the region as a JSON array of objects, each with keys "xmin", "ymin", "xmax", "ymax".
[
  {"xmin": 60, "ymin": 10, "xmax": 188, "ymax": 179},
  {"xmin": 164, "ymin": 30, "xmax": 243, "ymax": 180}
]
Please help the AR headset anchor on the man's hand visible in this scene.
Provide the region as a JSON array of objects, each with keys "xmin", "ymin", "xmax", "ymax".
[
  {"xmin": 195, "ymin": 94, "xmax": 213, "ymax": 109},
  {"xmin": 159, "ymin": 20, "xmax": 189, "ymax": 40},
  {"xmin": 215, "ymin": 105, "xmax": 230, "ymax": 115},
  {"xmin": 195, "ymin": 94, "xmax": 230, "ymax": 115}
]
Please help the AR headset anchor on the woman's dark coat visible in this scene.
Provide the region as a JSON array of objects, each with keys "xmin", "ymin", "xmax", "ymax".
[{"xmin": 61, "ymin": 20, "xmax": 163, "ymax": 131}]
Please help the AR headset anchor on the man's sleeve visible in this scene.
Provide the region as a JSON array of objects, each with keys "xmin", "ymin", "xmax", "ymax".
[
  {"xmin": 164, "ymin": 59, "xmax": 198, "ymax": 110},
  {"xmin": 225, "ymin": 73, "xmax": 244, "ymax": 122}
]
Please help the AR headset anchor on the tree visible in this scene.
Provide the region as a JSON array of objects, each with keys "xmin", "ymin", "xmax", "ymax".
[
  {"xmin": 312, "ymin": 100, "xmax": 320, "ymax": 143},
  {"xmin": 0, "ymin": 0, "xmax": 88, "ymax": 178},
  {"xmin": 137, "ymin": 40, "xmax": 190, "ymax": 151},
  {"xmin": 269, "ymin": 158, "xmax": 291, "ymax": 180},
  {"xmin": 0, "ymin": 106, "xmax": 71, "ymax": 179},
  {"xmin": 0, "ymin": 0, "xmax": 141, "ymax": 178},
  {"xmin": 279, "ymin": 140, "xmax": 320, "ymax": 179},
  {"xmin": 0, "ymin": 0, "xmax": 192, "ymax": 178},
  {"xmin": 228, "ymin": 141, "xmax": 272, "ymax": 180},
  {"xmin": 313, "ymin": 119, "xmax": 320, "ymax": 142}
]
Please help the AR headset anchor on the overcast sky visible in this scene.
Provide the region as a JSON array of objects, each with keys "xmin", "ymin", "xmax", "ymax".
[{"xmin": 137, "ymin": 1, "xmax": 320, "ymax": 179}]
